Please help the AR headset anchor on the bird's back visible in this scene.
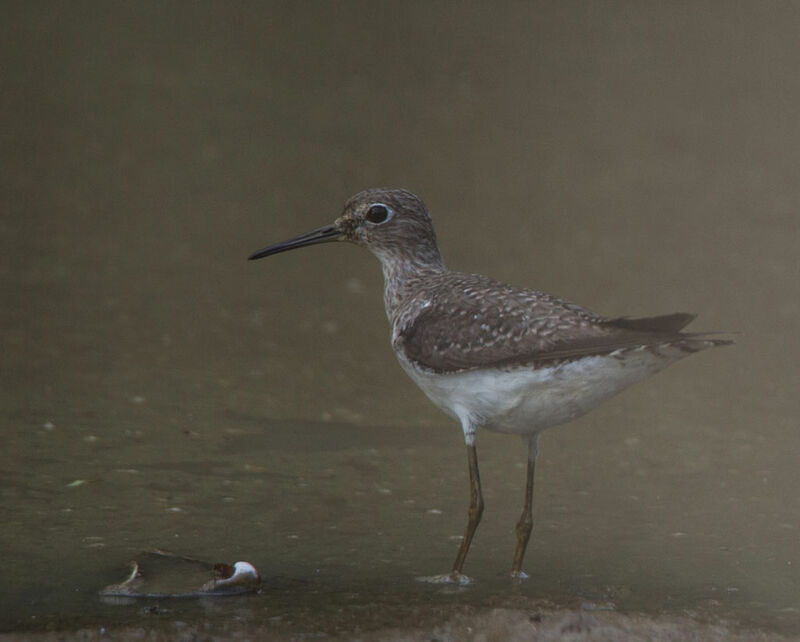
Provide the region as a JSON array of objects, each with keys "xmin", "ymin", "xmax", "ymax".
[{"xmin": 390, "ymin": 271, "xmax": 729, "ymax": 375}]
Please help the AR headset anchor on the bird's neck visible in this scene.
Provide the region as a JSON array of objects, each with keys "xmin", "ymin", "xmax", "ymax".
[{"xmin": 377, "ymin": 248, "xmax": 446, "ymax": 321}]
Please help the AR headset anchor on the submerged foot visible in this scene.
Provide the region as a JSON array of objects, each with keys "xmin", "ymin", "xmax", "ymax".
[{"xmin": 415, "ymin": 571, "xmax": 473, "ymax": 585}]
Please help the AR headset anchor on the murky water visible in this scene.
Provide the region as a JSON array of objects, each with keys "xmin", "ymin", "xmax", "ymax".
[{"xmin": 2, "ymin": 2, "xmax": 799, "ymax": 638}]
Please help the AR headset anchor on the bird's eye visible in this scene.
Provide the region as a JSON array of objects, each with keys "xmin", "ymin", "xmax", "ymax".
[{"xmin": 365, "ymin": 204, "xmax": 391, "ymax": 224}]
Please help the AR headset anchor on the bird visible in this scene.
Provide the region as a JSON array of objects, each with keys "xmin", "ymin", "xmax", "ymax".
[{"xmin": 248, "ymin": 188, "xmax": 731, "ymax": 584}]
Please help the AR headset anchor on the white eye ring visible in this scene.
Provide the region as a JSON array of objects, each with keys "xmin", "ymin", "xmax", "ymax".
[{"xmin": 364, "ymin": 203, "xmax": 392, "ymax": 224}]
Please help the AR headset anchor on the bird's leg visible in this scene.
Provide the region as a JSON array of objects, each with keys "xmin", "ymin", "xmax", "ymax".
[
  {"xmin": 511, "ymin": 434, "xmax": 539, "ymax": 578},
  {"xmin": 450, "ymin": 442, "xmax": 484, "ymax": 580}
]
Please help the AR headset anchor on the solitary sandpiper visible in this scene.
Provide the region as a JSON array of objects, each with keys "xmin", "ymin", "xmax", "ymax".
[{"xmin": 249, "ymin": 188, "xmax": 731, "ymax": 583}]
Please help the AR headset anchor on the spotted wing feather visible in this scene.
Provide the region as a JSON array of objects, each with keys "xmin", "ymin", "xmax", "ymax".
[{"xmin": 394, "ymin": 272, "xmax": 724, "ymax": 373}]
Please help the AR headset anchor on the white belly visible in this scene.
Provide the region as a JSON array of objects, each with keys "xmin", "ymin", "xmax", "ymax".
[{"xmin": 397, "ymin": 347, "xmax": 682, "ymax": 435}]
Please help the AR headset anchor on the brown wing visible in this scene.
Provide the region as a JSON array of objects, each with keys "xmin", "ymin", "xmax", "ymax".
[{"xmin": 394, "ymin": 272, "xmax": 703, "ymax": 373}]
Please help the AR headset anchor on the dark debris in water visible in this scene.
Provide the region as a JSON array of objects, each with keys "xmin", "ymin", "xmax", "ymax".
[{"xmin": 99, "ymin": 549, "xmax": 261, "ymax": 602}]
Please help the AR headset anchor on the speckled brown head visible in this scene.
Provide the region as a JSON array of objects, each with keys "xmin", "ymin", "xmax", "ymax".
[{"xmin": 248, "ymin": 188, "xmax": 444, "ymax": 269}]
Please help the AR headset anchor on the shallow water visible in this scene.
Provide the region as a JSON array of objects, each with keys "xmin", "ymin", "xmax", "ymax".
[{"xmin": 2, "ymin": 1, "xmax": 799, "ymax": 638}]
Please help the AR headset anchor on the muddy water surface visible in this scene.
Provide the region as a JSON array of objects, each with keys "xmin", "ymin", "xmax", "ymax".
[{"xmin": 2, "ymin": 2, "xmax": 799, "ymax": 638}]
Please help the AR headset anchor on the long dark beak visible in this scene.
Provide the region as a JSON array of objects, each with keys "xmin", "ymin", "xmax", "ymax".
[{"xmin": 248, "ymin": 224, "xmax": 341, "ymax": 260}]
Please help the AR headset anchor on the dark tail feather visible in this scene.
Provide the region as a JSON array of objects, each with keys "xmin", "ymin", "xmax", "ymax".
[{"xmin": 604, "ymin": 312, "xmax": 697, "ymax": 334}]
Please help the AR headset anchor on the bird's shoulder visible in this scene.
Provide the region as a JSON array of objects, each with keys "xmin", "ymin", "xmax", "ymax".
[{"xmin": 392, "ymin": 272, "xmax": 604, "ymax": 372}]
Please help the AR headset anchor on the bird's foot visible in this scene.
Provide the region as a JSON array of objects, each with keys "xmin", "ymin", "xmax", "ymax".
[
  {"xmin": 510, "ymin": 570, "xmax": 529, "ymax": 582},
  {"xmin": 415, "ymin": 571, "xmax": 473, "ymax": 585}
]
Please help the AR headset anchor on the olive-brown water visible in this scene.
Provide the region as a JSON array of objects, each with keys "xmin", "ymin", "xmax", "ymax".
[{"xmin": 2, "ymin": 2, "xmax": 799, "ymax": 639}]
